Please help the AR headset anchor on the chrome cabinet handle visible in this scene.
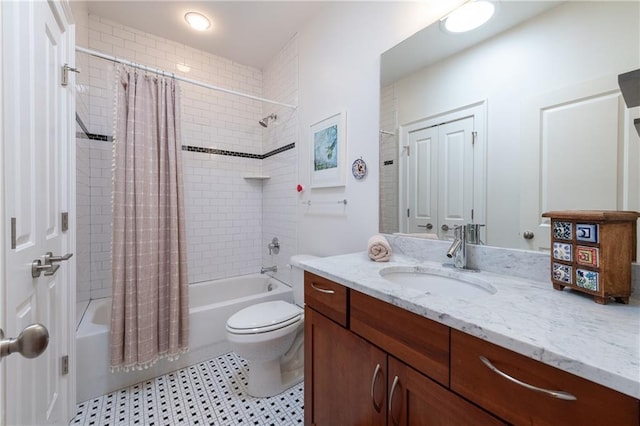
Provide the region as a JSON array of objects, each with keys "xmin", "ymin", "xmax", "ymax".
[
  {"xmin": 310, "ymin": 283, "xmax": 335, "ymax": 294},
  {"xmin": 388, "ymin": 375, "xmax": 400, "ymax": 426},
  {"xmin": 370, "ymin": 363, "xmax": 383, "ymax": 412},
  {"xmin": 0, "ymin": 324, "xmax": 49, "ymax": 360},
  {"xmin": 479, "ymin": 356, "xmax": 577, "ymax": 401}
]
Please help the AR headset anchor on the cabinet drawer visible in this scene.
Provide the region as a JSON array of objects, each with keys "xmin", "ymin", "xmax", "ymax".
[
  {"xmin": 304, "ymin": 272, "xmax": 348, "ymax": 327},
  {"xmin": 350, "ymin": 290, "xmax": 450, "ymax": 387},
  {"xmin": 451, "ymin": 330, "xmax": 640, "ymax": 425}
]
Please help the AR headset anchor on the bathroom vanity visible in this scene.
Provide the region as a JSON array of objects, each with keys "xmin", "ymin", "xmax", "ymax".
[{"xmin": 302, "ymin": 252, "xmax": 640, "ymax": 425}]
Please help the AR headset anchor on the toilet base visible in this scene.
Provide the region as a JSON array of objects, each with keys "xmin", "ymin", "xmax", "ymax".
[{"xmin": 247, "ymin": 359, "xmax": 303, "ymax": 397}]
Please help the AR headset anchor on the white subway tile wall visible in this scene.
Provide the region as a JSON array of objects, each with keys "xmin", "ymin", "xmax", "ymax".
[
  {"xmin": 379, "ymin": 84, "xmax": 399, "ymax": 233},
  {"xmin": 261, "ymin": 36, "xmax": 299, "ymax": 283},
  {"xmin": 76, "ymin": 15, "xmax": 298, "ymax": 301}
]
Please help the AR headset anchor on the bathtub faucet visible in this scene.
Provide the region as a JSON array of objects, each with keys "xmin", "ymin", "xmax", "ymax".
[{"xmin": 261, "ymin": 265, "xmax": 277, "ymax": 274}]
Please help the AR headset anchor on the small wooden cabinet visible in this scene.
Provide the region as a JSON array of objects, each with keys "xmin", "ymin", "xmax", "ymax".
[
  {"xmin": 304, "ymin": 271, "xmax": 640, "ymax": 426},
  {"xmin": 542, "ymin": 210, "xmax": 640, "ymax": 304}
]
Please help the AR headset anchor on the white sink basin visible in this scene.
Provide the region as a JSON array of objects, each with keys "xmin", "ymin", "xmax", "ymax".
[{"xmin": 380, "ymin": 266, "xmax": 497, "ymax": 298}]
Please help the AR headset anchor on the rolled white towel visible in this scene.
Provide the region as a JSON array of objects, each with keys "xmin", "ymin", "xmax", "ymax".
[{"xmin": 368, "ymin": 234, "xmax": 392, "ymax": 262}]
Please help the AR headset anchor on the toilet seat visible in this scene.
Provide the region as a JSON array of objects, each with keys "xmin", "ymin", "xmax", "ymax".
[{"xmin": 226, "ymin": 300, "xmax": 303, "ymax": 335}]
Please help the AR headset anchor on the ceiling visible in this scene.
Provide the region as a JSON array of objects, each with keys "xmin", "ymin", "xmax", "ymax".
[
  {"xmin": 381, "ymin": 1, "xmax": 562, "ymax": 86},
  {"xmin": 85, "ymin": 1, "xmax": 328, "ymax": 69}
]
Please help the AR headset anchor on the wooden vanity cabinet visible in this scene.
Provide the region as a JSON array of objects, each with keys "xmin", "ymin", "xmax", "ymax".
[
  {"xmin": 304, "ymin": 272, "xmax": 503, "ymax": 426},
  {"xmin": 303, "ymin": 272, "xmax": 639, "ymax": 425}
]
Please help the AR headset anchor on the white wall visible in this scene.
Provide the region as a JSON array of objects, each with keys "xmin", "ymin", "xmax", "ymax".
[{"xmin": 296, "ymin": 2, "xmax": 454, "ymax": 256}]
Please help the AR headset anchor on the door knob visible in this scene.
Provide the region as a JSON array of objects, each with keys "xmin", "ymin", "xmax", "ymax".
[
  {"xmin": 441, "ymin": 224, "xmax": 450, "ymax": 231},
  {"xmin": 32, "ymin": 252, "xmax": 73, "ymax": 278},
  {"xmin": 0, "ymin": 324, "xmax": 49, "ymax": 360},
  {"xmin": 417, "ymin": 223, "xmax": 433, "ymax": 230},
  {"xmin": 523, "ymin": 231, "xmax": 535, "ymax": 240},
  {"xmin": 31, "ymin": 259, "xmax": 59, "ymax": 278},
  {"xmin": 44, "ymin": 252, "xmax": 73, "ymax": 263}
]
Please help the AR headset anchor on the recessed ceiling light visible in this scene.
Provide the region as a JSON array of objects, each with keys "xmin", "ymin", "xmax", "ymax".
[
  {"xmin": 443, "ymin": 1, "xmax": 496, "ymax": 33},
  {"xmin": 184, "ymin": 12, "xmax": 211, "ymax": 31}
]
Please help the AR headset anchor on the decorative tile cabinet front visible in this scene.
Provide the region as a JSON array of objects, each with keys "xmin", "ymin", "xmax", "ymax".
[{"xmin": 542, "ymin": 210, "xmax": 639, "ymax": 304}]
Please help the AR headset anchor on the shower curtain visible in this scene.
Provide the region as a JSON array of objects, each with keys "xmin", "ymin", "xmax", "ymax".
[{"xmin": 110, "ymin": 65, "xmax": 189, "ymax": 371}]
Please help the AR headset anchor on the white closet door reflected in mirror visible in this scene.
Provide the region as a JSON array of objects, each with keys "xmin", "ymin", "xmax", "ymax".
[{"xmin": 401, "ymin": 103, "xmax": 486, "ymax": 241}]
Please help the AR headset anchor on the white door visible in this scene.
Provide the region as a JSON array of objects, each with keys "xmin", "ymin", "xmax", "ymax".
[
  {"xmin": 407, "ymin": 126, "xmax": 438, "ymax": 234},
  {"xmin": 404, "ymin": 115, "xmax": 477, "ymax": 240},
  {"xmin": 437, "ymin": 117, "xmax": 475, "ymax": 241},
  {"xmin": 1, "ymin": 1, "xmax": 75, "ymax": 425},
  {"xmin": 520, "ymin": 75, "xmax": 640, "ymax": 251}
]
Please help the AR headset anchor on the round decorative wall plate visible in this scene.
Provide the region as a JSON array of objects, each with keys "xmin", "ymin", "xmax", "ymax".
[{"xmin": 352, "ymin": 158, "xmax": 367, "ymax": 180}]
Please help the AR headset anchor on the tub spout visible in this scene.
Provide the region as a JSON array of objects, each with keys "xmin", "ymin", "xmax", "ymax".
[{"xmin": 261, "ymin": 265, "xmax": 277, "ymax": 274}]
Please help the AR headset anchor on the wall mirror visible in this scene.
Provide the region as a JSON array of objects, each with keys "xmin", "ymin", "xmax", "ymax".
[{"xmin": 379, "ymin": 1, "xmax": 640, "ymax": 252}]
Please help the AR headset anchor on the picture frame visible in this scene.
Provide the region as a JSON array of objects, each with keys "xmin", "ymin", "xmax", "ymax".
[{"xmin": 310, "ymin": 111, "xmax": 346, "ymax": 188}]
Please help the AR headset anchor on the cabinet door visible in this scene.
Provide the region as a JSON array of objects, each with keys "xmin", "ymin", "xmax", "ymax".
[
  {"xmin": 387, "ymin": 357, "xmax": 506, "ymax": 426},
  {"xmin": 305, "ymin": 307, "xmax": 387, "ymax": 426}
]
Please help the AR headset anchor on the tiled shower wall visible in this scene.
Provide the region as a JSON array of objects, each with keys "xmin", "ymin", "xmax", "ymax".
[
  {"xmin": 261, "ymin": 36, "xmax": 299, "ymax": 284},
  {"xmin": 76, "ymin": 14, "xmax": 298, "ymax": 301},
  {"xmin": 379, "ymin": 84, "xmax": 399, "ymax": 234}
]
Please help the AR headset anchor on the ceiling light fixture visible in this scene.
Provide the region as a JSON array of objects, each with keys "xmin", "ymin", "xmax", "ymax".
[
  {"xmin": 184, "ymin": 12, "xmax": 211, "ymax": 31},
  {"xmin": 442, "ymin": 1, "xmax": 496, "ymax": 33}
]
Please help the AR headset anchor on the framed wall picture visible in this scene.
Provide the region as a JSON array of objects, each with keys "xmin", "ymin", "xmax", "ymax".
[{"xmin": 310, "ymin": 111, "xmax": 346, "ymax": 188}]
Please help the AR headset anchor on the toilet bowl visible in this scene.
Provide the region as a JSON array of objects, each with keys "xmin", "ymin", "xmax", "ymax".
[{"xmin": 225, "ymin": 255, "xmax": 317, "ymax": 397}]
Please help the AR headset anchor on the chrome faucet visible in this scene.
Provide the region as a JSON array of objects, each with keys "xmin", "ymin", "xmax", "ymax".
[
  {"xmin": 261, "ymin": 265, "xmax": 277, "ymax": 274},
  {"xmin": 446, "ymin": 224, "xmax": 484, "ymax": 271}
]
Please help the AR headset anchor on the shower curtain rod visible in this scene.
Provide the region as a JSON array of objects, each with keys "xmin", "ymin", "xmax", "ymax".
[{"xmin": 75, "ymin": 46, "xmax": 297, "ymax": 109}]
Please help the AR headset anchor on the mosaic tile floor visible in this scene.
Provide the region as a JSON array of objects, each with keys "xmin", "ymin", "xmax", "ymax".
[{"xmin": 71, "ymin": 352, "xmax": 304, "ymax": 425}]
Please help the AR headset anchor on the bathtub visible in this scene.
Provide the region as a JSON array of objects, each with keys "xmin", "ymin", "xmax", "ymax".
[{"xmin": 76, "ymin": 274, "xmax": 293, "ymax": 403}]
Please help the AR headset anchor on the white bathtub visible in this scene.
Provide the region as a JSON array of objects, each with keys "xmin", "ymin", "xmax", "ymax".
[{"xmin": 76, "ymin": 274, "xmax": 293, "ymax": 403}]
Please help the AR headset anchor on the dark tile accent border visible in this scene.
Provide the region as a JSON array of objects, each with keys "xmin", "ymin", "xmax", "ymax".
[
  {"xmin": 181, "ymin": 146, "xmax": 262, "ymax": 159},
  {"xmin": 262, "ymin": 142, "xmax": 295, "ymax": 159},
  {"xmin": 76, "ymin": 114, "xmax": 113, "ymax": 142},
  {"xmin": 75, "ymin": 113, "xmax": 295, "ymax": 159},
  {"xmin": 182, "ymin": 142, "xmax": 295, "ymax": 160}
]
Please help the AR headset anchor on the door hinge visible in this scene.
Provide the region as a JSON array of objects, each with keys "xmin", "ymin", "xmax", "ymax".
[
  {"xmin": 472, "ymin": 131, "xmax": 477, "ymax": 145},
  {"xmin": 61, "ymin": 355, "xmax": 69, "ymax": 375},
  {"xmin": 407, "ymin": 208, "xmax": 410, "ymax": 218},
  {"xmin": 471, "ymin": 209, "xmax": 474, "ymax": 220},
  {"xmin": 10, "ymin": 217, "xmax": 16, "ymax": 249},
  {"xmin": 403, "ymin": 145, "xmax": 410, "ymax": 156},
  {"xmin": 61, "ymin": 212, "xmax": 69, "ymax": 232},
  {"xmin": 61, "ymin": 64, "xmax": 80, "ymax": 87}
]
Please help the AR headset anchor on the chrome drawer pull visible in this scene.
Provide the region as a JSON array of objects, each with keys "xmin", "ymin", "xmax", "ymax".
[
  {"xmin": 479, "ymin": 356, "xmax": 577, "ymax": 401},
  {"xmin": 388, "ymin": 375, "xmax": 400, "ymax": 426},
  {"xmin": 310, "ymin": 283, "xmax": 335, "ymax": 294},
  {"xmin": 370, "ymin": 363, "xmax": 383, "ymax": 412}
]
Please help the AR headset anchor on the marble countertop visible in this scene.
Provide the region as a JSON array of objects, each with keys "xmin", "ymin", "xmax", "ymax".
[{"xmin": 301, "ymin": 252, "xmax": 640, "ymax": 399}]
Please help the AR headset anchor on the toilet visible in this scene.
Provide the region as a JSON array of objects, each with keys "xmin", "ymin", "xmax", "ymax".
[{"xmin": 226, "ymin": 255, "xmax": 317, "ymax": 397}]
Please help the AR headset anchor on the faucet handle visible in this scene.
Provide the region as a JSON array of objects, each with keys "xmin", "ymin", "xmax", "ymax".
[{"xmin": 466, "ymin": 224, "xmax": 485, "ymax": 245}]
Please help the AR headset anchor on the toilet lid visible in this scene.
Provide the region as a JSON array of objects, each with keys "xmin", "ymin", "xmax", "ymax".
[{"xmin": 227, "ymin": 300, "xmax": 302, "ymax": 334}]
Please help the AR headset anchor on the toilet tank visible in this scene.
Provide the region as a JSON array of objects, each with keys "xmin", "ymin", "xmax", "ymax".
[{"xmin": 290, "ymin": 255, "xmax": 318, "ymax": 306}]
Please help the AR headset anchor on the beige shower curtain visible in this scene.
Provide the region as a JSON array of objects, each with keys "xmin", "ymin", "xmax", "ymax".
[{"xmin": 110, "ymin": 65, "xmax": 189, "ymax": 371}]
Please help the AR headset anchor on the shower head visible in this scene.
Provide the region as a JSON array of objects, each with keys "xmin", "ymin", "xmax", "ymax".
[{"xmin": 259, "ymin": 113, "xmax": 277, "ymax": 128}]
